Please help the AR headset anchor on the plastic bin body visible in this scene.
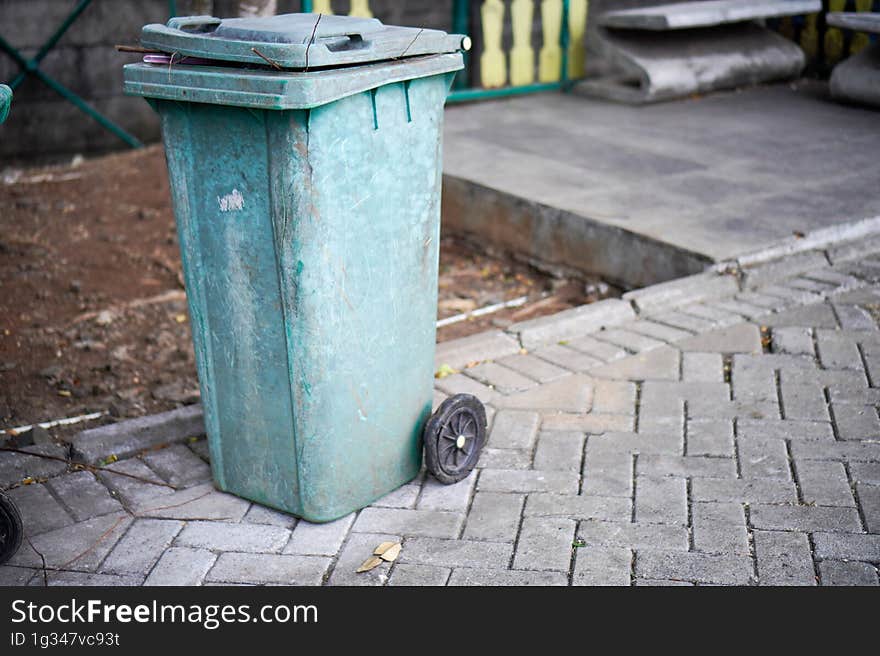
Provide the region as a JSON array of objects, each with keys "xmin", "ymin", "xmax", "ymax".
[{"xmin": 124, "ymin": 16, "xmax": 463, "ymax": 522}]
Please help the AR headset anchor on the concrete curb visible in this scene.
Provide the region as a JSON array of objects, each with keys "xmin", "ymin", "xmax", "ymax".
[{"xmin": 70, "ymin": 404, "xmax": 205, "ymax": 466}]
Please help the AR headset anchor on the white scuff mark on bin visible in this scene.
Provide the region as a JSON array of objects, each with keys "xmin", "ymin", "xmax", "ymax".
[{"xmin": 218, "ymin": 189, "xmax": 245, "ymax": 212}]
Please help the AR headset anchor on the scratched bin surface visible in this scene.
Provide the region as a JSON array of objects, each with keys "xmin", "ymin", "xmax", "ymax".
[{"xmin": 123, "ymin": 14, "xmax": 464, "ymax": 522}]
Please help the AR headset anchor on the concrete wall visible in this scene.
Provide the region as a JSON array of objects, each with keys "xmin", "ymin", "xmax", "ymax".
[{"xmin": 0, "ymin": 0, "xmax": 454, "ymax": 161}]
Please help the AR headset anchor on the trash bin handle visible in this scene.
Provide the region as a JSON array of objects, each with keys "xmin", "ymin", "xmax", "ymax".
[
  {"xmin": 0, "ymin": 85, "xmax": 11, "ymax": 125},
  {"xmin": 168, "ymin": 16, "xmax": 222, "ymax": 33}
]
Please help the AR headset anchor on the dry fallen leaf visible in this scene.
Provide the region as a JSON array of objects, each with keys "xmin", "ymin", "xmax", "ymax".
[
  {"xmin": 356, "ymin": 556, "xmax": 383, "ymax": 573},
  {"xmin": 373, "ymin": 542, "xmax": 397, "ymax": 556},
  {"xmin": 379, "ymin": 543, "xmax": 401, "ymax": 563}
]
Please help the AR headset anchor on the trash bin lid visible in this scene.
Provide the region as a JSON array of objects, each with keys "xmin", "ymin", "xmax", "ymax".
[{"xmin": 140, "ymin": 13, "xmax": 470, "ymax": 70}]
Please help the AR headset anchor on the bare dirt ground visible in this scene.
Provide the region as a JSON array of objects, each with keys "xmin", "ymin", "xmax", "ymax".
[{"xmin": 0, "ymin": 146, "xmax": 615, "ymax": 432}]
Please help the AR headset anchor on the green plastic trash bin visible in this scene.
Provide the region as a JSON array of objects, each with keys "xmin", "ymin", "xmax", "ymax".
[{"xmin": 123, "ymin": 13, "xmax": 485, "ymax": 522}]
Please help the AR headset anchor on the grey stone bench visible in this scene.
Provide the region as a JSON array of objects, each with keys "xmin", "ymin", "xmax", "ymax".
[
  {"xmin": 827, "ymin": 12, "xmax": 880, "ymax": 109},
  {"xmin": 577, "ymin": 0, "xmax": 821, "ymax": 104}
]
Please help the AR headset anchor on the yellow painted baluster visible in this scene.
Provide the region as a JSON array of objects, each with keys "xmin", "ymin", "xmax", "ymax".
[
  {"xmin": 851, "ymin": 0, "xmax": 873, "ymax": 54},
  {"xmin": 800, "ymin": 11, "xmax": 819, "ymax": 59},
  {"xmin": 480, "ymin": 0, "xmax": 507, "ymax": 88},
  {"xmin": 567, "ymin": 0, "xmax": 589, "ymax": 79},
  {"xmin": 349, "ymin": 0, "xmax": 372, "ymax": 18},
  {"xmin": 824, "ymin": 0, "xmax": 847, "ymax": 64},
  {"xmin": 510, "ymin": 0, "xmax": 536, "ymax": 86},
  {"xmin": 539, "ymin": 0, "xmax": 563, "ymax": 82},
  {"xmin": 311, "ymin": 0, "xmax": 333, "ymax": 14}
]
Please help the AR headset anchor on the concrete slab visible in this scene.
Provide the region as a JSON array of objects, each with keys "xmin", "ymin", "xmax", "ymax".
[
  {"xmin": 443, "ymin": 82, "xmax": 880, "ymax": 286},
  {"xmin": 600, "ymin": 0, "xmax": 821, "ymax": 31}
]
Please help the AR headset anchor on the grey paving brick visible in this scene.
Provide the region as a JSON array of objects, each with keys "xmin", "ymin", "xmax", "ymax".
[
  {"xmin": 565, "ymin": 335, "xmax": 629, "ymax": 362},
  {"xmin": 399, "ymin": 538, "xmax": 513, "ymax": 569},
  {"xmin": 465, "ymin": 362, "xmax": 537, "ymax": 394},
  {"xmin": 525, "ymin": 493, "xmax": 631, "ymax": 522},
  {"xmin": 578, "ymin": 520, "xmax": 688, "ymax": 552},
  {"xmin": 434, "ymin": 373, "xmax": 500, "ymax": 406},
  {"xmin": 510, "ymin": 299, "xmax": 635, "ymax": 351},
  {"xmin": 708, "ymin": 298, "xmax": 769, "ymax": 321},
  {"xmin": 0, "ymin": 566, "xmax": 37, "ymax": 586},
  {"xmin": 678, "ymin": 302, "xmax": 743, "ymax": 328},
  {"xmin": 573, "ymin": 545, "xmax": 631, "ymax": 586},
  {"xmin": 588, "ymin": 430, "xmax": 683, "ymax": 457},
  {"xmin": 795, "ymin": 460, "xmax": 855, "ymax": 507},
  {"xmin": 682, "ymin": 352, "xmax": 724, "ymax": 382},
  {"xmin": 40, "ymin": 572, "xmax": 144, "ymax": 587},
  {"xmin": 352, "ymin": 508, "xmax": 464, "ymax": 538},
  {"xmin": 742, "ymin": 251, "xmax": 829, "ymax": 288},
  {"xmin": 176, "ymin": 520, "xmax": 291, "ymax": 553},
  {"xmin": 827, "ymin": 383, "xmax": 880, "ymax": 405},
  {"xmin": 627, "ymin": 319, "xmax": 694, "ymax": 343},
  {"xmin": 0, "ymin": 444, "xmax": 68, "ymax": 488},
  {"xmin": 6, "ymin": 484, "xmax": 74, "ymax": 535},
  {"xmin": 542, "ymin": 412, "xmax": 634, "ymax": 434},
  {"xmin": 595, "ymin": 328, "xmax": 665, "ymax": 354},
  {"xmin": 817, "ymin": 332, "xmax": 864, "ymax": 370},
  {"xmin": 687, "ymin": 420, "xmax": 735, "ymax": 457},
  {"xmin": 692, "ymin": 477, "xmax": 798, "ymax": 503},
  {"xmin": 780, "ymin": 381, "xmax": 830, "ymax": 422},
  {"xmin": 635, "ymin": 550, "xmax": 754, "ymax": 585},
  {"xmin": 533, "ymin": 431, "xmax": 585, "ymax": 472},
  {"xmin": 487, "ymin": 409, "xmax": 540, "ymax": 450},
  {"xmin": 477, "ymin": 448, "xmax": 532, "ymax": 470},
  {"xmin": 463, "ymin": 492, "xmax": 523, "ymax": 542},
  {"xmin": 635, "ymin": 476, "xmax": 687, "ymax": 525},
  {"xmin": 851, "ymin": 462, "xmax": 880, "ymax": 485},
  {"xmin": 638, "ymin": 454, "xmax": 737, "ymax": 479},
  {"xmin": 46, "ymin": 470, "xmax": 124, "ymax": 522},
  {"xmin": 591, "ymin": 346, "xmax": 680, "ymax": 381},
  {"xmin": 449, "ymin": 568, "xmax": 569, "ymax": 586},
  {"xmin": 130, "ymin": 482, "xmax": 251, "ymax": 521},
  {"xmin": 9, "ymin": 512, "xmax": 132, "ymax": 571},
  {"xmin": 581, "ymin": 449, "xmax": 632, "ymax": 498},
  {"xmin": 417, "ymin": 475, "xmax": 476, "ymax": 512},
  {"xmin": 206, "ymin": 552, "xmax": 329, "ymax": 586},
  {"xmin": 771, "ymin": 326, "xmax": 815, "ymax": 356},
  {"xmin": 532, "ymin": 344, "xmax": 603, "ymax": 373},
  {"xmin": 478, "ymin": 469, "xmax": 578, "ymax": 495},
  {"xmin": 759, "ymin": 284, "xmax": 823, "ymax": 306},
  {"xmin": 750, "ymin": 504, "xmax": 863, "ymax": 532},
  {"xmin": 692, "ymin": 501, "xmax": 749, "ymax": 555},
  {"xmin": 738, "ymin": 437, "xmax": 791, "ymax": 480},
  {"xmin": 327, "ymin": 532, "xmax": 399, "ymax": 586},
  {"xmin": 283, "ymin": 513, "xmax": 356, "ymax": 555},
  {"xmin": 435, "ymin": 331, "xmax": 521, "ymax": 371},
  {"xmin": 790, "ymin": 439, "xmax": 880, "ymax": 463},
  {"xmin": 498, "ymin": 375, "xmax": 595, "ymax": 413},
  {"xmin": 737, "ymin": 291, "xmax": 791, "ymax": 311},
  {"xmin": 636, "ymin": 578, "xmax": 694, "ymax": 586},
  {"xmin": 497, "ymin": 353, "xmax": 571, "ymax": 383},
  {"xmin": 732, "ymin": 367, "xmax": 777, "ymax": 408},
  {"xmin": 736, "ymin": 419, "xmax": 834, "ymax": 441},
  {"xmin": 754, "ymin": 530, "xmax": 816, "ymax": 586},
  {"xmin": 388, "ymin": 564, "xmax": 450, "ymax": 586},
  {"xmin": 818, "ymin": 560, "xmax": 879, "ymax": 586},
  {"xmin": 834, "ymin": 304, "xmax": 876, "ymax": 330},
  {"xmin": 96, "ymin": 458, "xmax": 175, "ymax": 509},
  {"xmin": 679, "ymin": 323, "xmax": 763, "ymax": 354},
  {"xmin": 188, "ymin": 439, "xmax": 211, "ymax": 462},
  {"xmin": 637, "ymin": 408, "xmax": 683, "ymax": 436},
  {"xmin": 513, "ymin": 516, "xmax": 576, "ymax": 571},
  {"xmin": 243, "ymin": 504, "xmax": 298, "ymax": 528},
  {"xmin": 141, "ymin": 444, "xmax": 212, "ymax": 487},
  {"xmin": 856, "ymin": 483, "xmax": 880, "ymax": 533},
  {"xmin": 761, "ymin": 302, "xmax": 839, "ymax": 329},
  {"xmin": 101, "ymin": 519, "xmax": 183, "ymax": 575},
  {"xmin": 592, "ymin": 381, "xmax": 637, "ymax": 417},
  {"xmin": 832, "ymin": 404, "xmax": 880, "ymax": 441}
]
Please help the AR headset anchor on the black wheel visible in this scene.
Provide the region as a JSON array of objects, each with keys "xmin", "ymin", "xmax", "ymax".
[
  {"xmin": 0, "ymin": 491, "xmax": 22, "ymax": 566},
  {"xmin": 423, "ymin": 394, "xmax": 487, "ymax": 485}
]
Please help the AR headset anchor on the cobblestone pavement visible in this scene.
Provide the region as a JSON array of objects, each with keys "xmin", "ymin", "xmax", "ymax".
[{"xmin": 3, "ymin": 238, "xmax": 880, "ymax": 586}]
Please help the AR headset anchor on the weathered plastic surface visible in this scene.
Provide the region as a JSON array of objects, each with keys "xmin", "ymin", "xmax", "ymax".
[
  {"xmin": 141, "ymin": 68, "xmax": 457, "ymax": 522},
  {"xmin": 142, "ymin": 13, "xmax": 468, "ymax": 69},
  {"xmin": 124, "ymin": 53, "xmax": 463, "ymax": 109},
  {"xmin": 0, "ymin": 85, "xmax": 11, "ymax": 124}
]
